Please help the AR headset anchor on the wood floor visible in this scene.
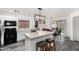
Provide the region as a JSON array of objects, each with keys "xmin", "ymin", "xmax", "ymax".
[{"xmin": 1, "ymin": 37, "xmax": 79, "ymax": 51}]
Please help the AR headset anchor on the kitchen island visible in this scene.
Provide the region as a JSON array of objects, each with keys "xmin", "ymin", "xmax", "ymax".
[{"xmin": 24, "ymin": 31, "xmax": 54, "ymax": 51}]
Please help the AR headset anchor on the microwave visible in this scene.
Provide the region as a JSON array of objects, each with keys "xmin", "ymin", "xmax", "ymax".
[{"xmin": 4, "ymin": 21, "xmax": 17, "ymax": 26}]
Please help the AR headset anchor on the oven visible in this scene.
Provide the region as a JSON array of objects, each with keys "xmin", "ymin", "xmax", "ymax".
[
  {"xmin": 4, "ymin": 28, "xmax": 17, "ymax": 45},
  {"xmin": 4, "ymin": 20, "xmax": 17, "ymax": 45}
]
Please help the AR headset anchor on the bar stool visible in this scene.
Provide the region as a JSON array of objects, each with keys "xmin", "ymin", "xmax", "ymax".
[
  {"xmin": 36, "ymin": 41, "xmax": 46, "ymax": 51},
  {"xmin": 45, "ymin": 38, "xmax": 56, "ymax": 51}
]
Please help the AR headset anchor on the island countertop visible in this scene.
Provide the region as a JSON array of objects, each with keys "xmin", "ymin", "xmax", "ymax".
[{"xmin": 24, "ymin": 31, "xmax": 54, "ymax": 39}]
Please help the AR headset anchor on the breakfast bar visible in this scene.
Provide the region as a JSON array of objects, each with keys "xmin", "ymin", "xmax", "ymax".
[{"xmin": 24, "ymin": 31, "xmax": 54, "ymax": 51}]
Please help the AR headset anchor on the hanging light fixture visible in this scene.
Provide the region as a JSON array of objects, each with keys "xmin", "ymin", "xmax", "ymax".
[
  {"xmin": 38, "ymin": 8, "xmax": 42, "ymax": 15},
  {"xmin": 34, "ymin": 8, "xmax": 44, "ymax": 30},
  {"xmin": 38, "ymin": 8, "xmax": 43, "ymax": 22}
]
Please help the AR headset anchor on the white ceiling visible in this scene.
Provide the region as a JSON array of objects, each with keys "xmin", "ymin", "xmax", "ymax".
[{"xmin": 0, "ymin": 8, "xmax": 79, "ymax": 18}]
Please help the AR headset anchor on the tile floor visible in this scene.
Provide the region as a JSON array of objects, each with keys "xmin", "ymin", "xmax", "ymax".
[
  {"xmin": 56, "ymin": 37, "xmax": 79, "ymax": 51},
  {"xmin": 0, "ymin": 40, "xmax": 25, "ymax": 51},
  {"xmin": 1, "ymin": 37, "xmax": 79, "ymax": 51}
]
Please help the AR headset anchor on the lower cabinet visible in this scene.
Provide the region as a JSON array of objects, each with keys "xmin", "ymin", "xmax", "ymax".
[{"xmin": 17, "ymin": 31, "xmax": 25, "ymax": 41}]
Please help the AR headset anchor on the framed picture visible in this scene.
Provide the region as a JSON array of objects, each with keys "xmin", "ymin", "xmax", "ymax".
[{"xmin": 18, "ymin": 20, "xmax": 29, "ymax": 28}]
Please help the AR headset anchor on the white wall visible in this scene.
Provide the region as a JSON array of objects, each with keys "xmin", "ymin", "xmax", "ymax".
[
  {"xmin": 68, "ymin": 12, "xmax": 79, "ymax": 41},
  {"xmin": 0, "ymin": 11, "xmax": 35, "ymax": 29},
  {"xmin": 65, "ymin": 11, "xmax": 79, "ymax": 41},
  {"xmin": 65, "ymin": 16, "xmax": 73, "ymax": 40},
  {"xmin": 0, "ymin": 14, "xmax": 35, "ymax": 45}
]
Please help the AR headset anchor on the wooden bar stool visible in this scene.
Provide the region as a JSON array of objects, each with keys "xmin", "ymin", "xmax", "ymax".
[
  {"xmin": 36, "ymin": 41, "xmax": 46, "ymax": 51},
  {"xmin": 45, "ymin": 38, "xmax": 56, "ymax": 51}
]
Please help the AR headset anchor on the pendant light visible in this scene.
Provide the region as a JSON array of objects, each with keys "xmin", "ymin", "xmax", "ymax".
[{"xmin": 38, "ymin": 8, "xmax": 42, "ymax": 22}]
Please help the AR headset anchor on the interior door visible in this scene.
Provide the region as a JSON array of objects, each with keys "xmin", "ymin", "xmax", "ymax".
[{"xmin": 73, "ymin": 16, "xmax": 78, "ymax": 41}]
